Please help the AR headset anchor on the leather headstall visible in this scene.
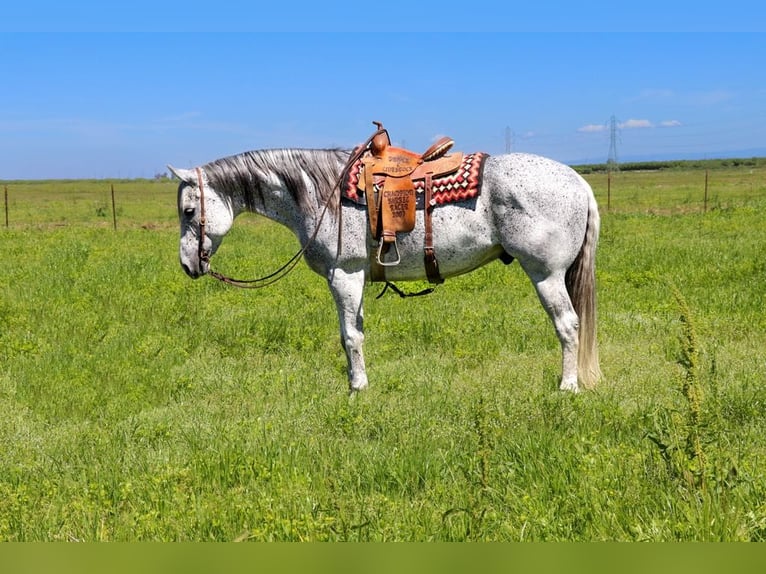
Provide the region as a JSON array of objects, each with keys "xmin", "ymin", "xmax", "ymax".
[{"xmin": 195, "ymin": 167, "xmax": 210, "ymax": 265}]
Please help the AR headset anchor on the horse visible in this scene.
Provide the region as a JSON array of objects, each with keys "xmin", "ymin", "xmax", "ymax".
[{"xmin": 170, "ymin": 142, "xmax": 601, "ymax": 393}]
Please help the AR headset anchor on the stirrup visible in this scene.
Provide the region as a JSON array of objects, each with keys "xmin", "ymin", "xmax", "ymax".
[{"xmin": 376, "ymin": 239, "xmax": 401, "ymax": 267}]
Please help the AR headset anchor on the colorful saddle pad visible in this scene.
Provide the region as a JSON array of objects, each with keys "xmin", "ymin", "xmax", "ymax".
[{"xmin": 342, "ymin": 151, "xmax": 489, "ymax": 207}]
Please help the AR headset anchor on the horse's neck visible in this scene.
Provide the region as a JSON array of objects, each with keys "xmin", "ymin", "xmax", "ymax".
[
  {"xmin": 222, "ymin": 148, "xmax": 344, "ymax": 238},
  {"xmin": 232, "ymin": 168, "xmax": 307, "ymax": 234}
]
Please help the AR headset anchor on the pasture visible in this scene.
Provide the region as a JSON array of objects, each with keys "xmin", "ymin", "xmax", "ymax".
[{"xmin": 1, "ymin": 163, "xmax": 765, "ymax": 541}]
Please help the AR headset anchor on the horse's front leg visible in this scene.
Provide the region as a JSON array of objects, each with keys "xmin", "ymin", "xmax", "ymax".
[{"xmin": 328, "ymin": 268, "xmax": 368, "ymax": 392}]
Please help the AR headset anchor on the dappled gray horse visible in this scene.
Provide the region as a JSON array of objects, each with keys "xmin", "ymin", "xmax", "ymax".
[{"xmin": 171, "ymin": 145, "xmax": 601, "ymax": 392}]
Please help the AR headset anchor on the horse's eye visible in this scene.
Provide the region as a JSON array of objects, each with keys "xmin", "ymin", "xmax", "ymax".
[{"xmin": 183, "ymin": 207, "xmax": 195, "ymax": 218}]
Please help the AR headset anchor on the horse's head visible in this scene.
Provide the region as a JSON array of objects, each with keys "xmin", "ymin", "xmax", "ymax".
[{"xmin": 169, "ymin": 165, "xmax": 234, "ymax": 279}]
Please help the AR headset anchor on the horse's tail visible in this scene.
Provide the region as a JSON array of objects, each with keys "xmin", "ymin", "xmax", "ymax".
[{"xmin": 565, "ymin": 187, "xmax": 602, "ymax": 389}]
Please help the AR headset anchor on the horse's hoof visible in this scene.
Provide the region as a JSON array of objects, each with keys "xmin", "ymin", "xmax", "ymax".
[
  {"xmin": 349, "ymin": 378, "xmax": 369, "ymax": 393},
  {"xmin": 559, "ymin": 380, "xmax": 580, "ymax": 393}
]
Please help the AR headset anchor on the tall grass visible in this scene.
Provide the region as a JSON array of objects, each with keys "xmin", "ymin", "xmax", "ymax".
[{"xmin": 0, "ymin": 168, "xmax": 765, "ymax": 540}]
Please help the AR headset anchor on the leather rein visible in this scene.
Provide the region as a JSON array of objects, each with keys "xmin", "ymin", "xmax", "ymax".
[
  {"xmin": 194, "ymin": 167, "xmax": 317, "ymax": 289},
  {"xmin": 192, "ymin": 137, "xmax": 377, "ymax": 289},
  {"xmin": 192, "ymin": 127, "xmax": 431, "ymax": 297}
]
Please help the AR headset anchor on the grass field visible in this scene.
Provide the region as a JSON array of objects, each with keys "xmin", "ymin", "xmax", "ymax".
[{"xmin": 1, "ymin": 163, "xmax": 765, "ymax": 540}]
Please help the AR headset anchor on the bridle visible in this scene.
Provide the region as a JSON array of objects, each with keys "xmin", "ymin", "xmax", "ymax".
[
  {"xmin": 194, "ymin": 167, "xmax": 210, "ymax": 266},
  {"xmin": 191, "ymin": 126, "xmax": 431, "ymax": 297},
  {"xmin": 190, "ymin": 139, "xmax": 372, "ymax": 289},
  {"xmin": 193, "ymin": 166, "xmax": 306, "ymax": 288}
]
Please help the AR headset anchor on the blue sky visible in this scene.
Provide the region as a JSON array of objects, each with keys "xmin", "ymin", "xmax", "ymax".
[{"xmin": 1, "ymin": 5, "xmax": 765, "ymax": 179}]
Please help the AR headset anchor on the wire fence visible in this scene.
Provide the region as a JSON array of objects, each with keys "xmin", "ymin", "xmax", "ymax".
[
  {"xmin": 1, "ymin": 179, "xmax": 179, "ymax": 229},
  {"xmin": 584, "ymin": 167, "xmax": 765, "ymax": 214},
  {"xmin": 1, "ymin": 167, "xmax": 765, "ymax": 229}
]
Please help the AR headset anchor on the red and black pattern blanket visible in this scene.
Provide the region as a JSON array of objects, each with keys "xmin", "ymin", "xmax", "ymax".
[{"xmin": 342, "ymin": 151, "xmax": 489, "ymax": 208}]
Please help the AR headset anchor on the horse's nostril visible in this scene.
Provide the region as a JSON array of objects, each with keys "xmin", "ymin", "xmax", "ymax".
[{"xmin": 181, "ymin": 261, "xmax": 199, "ymax": 279}]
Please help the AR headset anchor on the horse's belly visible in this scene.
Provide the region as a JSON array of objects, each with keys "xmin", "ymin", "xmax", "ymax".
[{"xmin": 372, "ymin": 203, "xmax": 501, "ymax": 281}]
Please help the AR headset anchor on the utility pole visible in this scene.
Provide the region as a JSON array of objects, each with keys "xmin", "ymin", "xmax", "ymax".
[{"xmin": 505, "ymin": 126, "xmax": 514, "ymax": 154}]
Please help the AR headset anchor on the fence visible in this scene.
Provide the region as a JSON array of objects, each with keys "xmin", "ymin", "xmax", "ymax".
[
  {"xmin": 584, "ymin": 166, "xmax": 765, "ymax": 214},
  {"xmin": 1, "ymin": 179, "xmax": 179, "ymax": 229},
  {"xmin": 2, "ymin": 166, "xmax": 765, "ymax": 229}
]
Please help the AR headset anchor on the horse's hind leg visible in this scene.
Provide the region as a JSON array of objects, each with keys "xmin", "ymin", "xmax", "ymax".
[
  {"xmin": 526, "ymin": 270, "xmax": 580, "ymax": 392},
  {"xmin": 328, "ymin": 268, "xmax": 368, "ymax": 392}
]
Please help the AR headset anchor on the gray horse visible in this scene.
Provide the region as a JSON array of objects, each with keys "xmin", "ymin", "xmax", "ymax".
[{"xmin": 171, "ymin": 145, "xmax": 601, "ymax": 393}]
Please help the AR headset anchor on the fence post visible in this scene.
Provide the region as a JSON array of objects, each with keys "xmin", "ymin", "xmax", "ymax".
[
  {"xmin": 704, "ymin": 170, "xmax": 709, "ymax": 213},
  {"xmin": 111, "ymin": 183, "xmax": 117, "ymax": 230},
  {"xmin": 4, "ymin": 185, "xmax": 7, "ymax": 228},
  {"xmin": 607, "ymin": 170, "xmax": 612, "ymax": 211}
]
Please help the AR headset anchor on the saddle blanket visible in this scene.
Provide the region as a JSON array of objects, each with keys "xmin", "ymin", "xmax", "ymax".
[{"xmin": 342, "ymin": 151, "xmax": 489, "ymax": 208}]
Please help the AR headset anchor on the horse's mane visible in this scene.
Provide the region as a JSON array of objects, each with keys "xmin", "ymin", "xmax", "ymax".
[{"xmin": 202, "ymin": 148, "xmax": 350, "ymax": 216}]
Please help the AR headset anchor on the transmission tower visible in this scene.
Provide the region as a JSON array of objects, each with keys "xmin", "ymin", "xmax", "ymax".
[{"xmin": 607, "ymin": 115, "xmax": 619, "ymax": 171}]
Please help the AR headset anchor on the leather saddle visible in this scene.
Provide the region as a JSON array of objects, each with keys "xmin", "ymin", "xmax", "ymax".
[{"xmin": 358, "ymin": 122, "xmax": 463, "ymax": 282}]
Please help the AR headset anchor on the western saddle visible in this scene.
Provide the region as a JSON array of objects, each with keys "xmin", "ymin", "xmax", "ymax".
[{"xmin": 356, "ymin": 121, "xmax": 464, "ymax": 284}]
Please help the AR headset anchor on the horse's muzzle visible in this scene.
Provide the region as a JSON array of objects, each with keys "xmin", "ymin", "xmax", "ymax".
[{"xmin": 180, "ymin": 258, "xmax": 208, "ymax": 279}]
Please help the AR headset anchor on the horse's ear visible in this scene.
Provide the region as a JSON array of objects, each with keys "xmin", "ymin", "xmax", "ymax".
[{"xmin": 167, "ymin": 165, "xmax": 194, "ymax": 182}]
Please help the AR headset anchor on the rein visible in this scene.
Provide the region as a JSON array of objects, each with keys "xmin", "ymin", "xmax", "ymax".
[
  {"xmin": 194, "ymin": 136, "xmax": 382, "ymax": 289},
  {"xmin": 194, "ymin": 166, "xmax": 315, "ymax": 289},
  {"xmin": 194, "ymin": 126, "xmax": 432, "ymax": 298}
]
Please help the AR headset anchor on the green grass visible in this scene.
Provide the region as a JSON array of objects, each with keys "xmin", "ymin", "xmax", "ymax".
[{"xmin": 0, "ymin": 167, "xmax": 765, "ymax": 540}]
